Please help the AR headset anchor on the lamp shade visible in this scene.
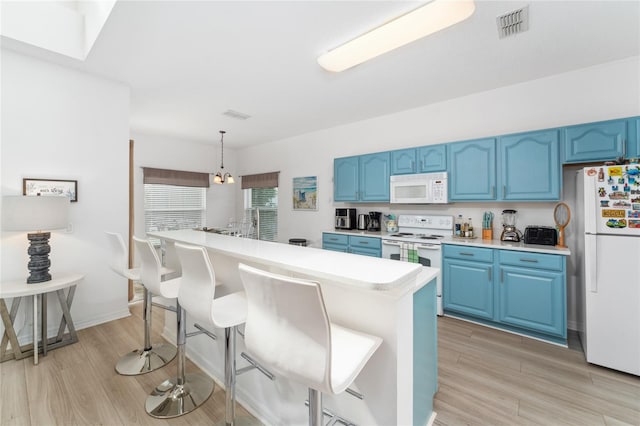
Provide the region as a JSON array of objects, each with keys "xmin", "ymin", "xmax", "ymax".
[{"xmin": 2, "ymin": 195, "xmax": 69, "ymax": 232}]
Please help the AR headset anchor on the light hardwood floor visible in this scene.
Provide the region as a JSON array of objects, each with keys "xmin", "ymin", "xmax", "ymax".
[{"xmin": 1, "ymin": 306, "xmax": 638, "ymax": 425}]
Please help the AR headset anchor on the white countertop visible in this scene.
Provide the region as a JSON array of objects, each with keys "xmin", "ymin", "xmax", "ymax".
[
  {"xmin": 149, "ymin": 230, "xmax": 438, "ymax": 293},
  {"xmin": 442, "ymin": 237, "xmax": 571, "ymax": 255}
]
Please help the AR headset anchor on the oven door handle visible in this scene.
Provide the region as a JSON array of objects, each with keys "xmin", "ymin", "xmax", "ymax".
[
  {"xmin": 382, "ymin": 240, "xmax": 403, "ymax": 246},
  {"xmin": 416, "ymin": 244, "xmax": 440, "ymax": 250}
]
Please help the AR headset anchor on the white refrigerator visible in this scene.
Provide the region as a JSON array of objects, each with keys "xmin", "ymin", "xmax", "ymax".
[{"xmin": 577, "ymin": 165, "xmax": 640, "ymax": 376}]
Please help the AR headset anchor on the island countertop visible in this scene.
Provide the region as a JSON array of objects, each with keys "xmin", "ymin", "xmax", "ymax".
[
  {"xmin": 148, "ymin": 229, "xmax": 437, "ymax": 295},
  {"xmin": 150, "ymin": 229, "xmax": 439, "ymax": 425}
]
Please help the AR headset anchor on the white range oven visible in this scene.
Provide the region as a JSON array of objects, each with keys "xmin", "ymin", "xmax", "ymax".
[{"xmin": 381, "ymin": 214, "xmax": 453, "ymax": 316}]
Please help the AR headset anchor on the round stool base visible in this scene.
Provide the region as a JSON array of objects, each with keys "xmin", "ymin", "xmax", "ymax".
[
  {"xmin": 115, "ymin": 343, "xmax": 177, "ymax": 376},
  {"xmin": 145, "ymin": 373, "xmax": 214, "ymax": 418}
]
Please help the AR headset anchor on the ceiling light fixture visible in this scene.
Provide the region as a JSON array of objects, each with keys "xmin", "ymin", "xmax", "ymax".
[
  {"xmin": 213, "ymin": 130, "xmax": 234, "ymax": 184},
  {"xmin": 317, "ymin": 0, "xmax": 476, "ymax": 72}
]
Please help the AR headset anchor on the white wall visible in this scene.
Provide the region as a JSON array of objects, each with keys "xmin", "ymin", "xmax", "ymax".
[
  {"xmin": 130, "ymin": 132, "xmax": 237, "ymax": 239},
  {"xmin": 1, "ymin": 49, "xmax": 131, "ymax": 340},
  {"xmin": 236, "ymin": 56, "xmax": 640, "ymax": 329}
]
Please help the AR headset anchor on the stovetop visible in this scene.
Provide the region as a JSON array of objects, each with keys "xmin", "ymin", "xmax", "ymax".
[{"xmin": 384, "ymin": 214, "xmax": 454, "ymax": 244}]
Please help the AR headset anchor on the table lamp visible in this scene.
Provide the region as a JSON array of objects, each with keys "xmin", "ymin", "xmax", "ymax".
[{"xmin": 2, "ymin": 195, "xmax": 70, "ymax": 283}]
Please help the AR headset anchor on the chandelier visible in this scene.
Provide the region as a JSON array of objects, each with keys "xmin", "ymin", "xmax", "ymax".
[{"xmin": 213, "ymin": 130, "xmax": 234, "ymax": 184}]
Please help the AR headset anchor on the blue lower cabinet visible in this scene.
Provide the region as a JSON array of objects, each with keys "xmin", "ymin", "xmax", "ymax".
[
  {"xmin": 443, "ymin": 258, "xmax": 493, "ymax": 320},
  {"xmin": 322, "ymin": 233, "xmax": 381, "ymax": 257},
  {"xmin": 443, "ymin": 244, "xmax": 567, "ymax": 343},
  {"xmin": 499, "ymin": 266, "xmax": 566, "ymax": 338}
]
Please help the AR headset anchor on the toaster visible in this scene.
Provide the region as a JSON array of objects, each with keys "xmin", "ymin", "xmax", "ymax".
[{"xmin": 523, "ymin": 226, "xmax": 558, "ymax": 246}]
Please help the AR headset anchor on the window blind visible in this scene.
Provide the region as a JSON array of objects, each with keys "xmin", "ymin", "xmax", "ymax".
[
  {"xmin": 144, "ymin": 184, "xmax": 206, "ymax": 241},
  {"xmin": 245, "ymin": 187, "xmax": 278, "ymax": 242}
]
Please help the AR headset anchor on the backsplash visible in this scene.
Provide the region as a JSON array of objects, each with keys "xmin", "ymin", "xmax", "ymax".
[{"xmin": 341, "ymin": 202, "xmax": 559, "ymax": 235}]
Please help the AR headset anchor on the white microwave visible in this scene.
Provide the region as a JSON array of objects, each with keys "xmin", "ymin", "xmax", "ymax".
[{"xmin": 390, "ymin": 172, "xmax": 448, "ymax": 204}]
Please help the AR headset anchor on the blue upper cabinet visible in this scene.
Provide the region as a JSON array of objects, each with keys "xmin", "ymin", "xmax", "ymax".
[
  {"xmin": 499, "ymin": 130, "xmax": 561, "ymax": 200},
  {"xmin": 417, "ymin": 144, "xmax": 447, "ymax": 172},
  {"xmin": 334, "ymin": 152, "xmax": 390, "ymax": 202},
  {"xmin": 334, "ymin": 156, "xmax": 359, "ymax": 201},
  {"xmin": 360, "ymin": 152, "xmax": 390, "ymax": 201},
  {"xmin": 563, "ymin": 119, "xmax": 628, "ymax": 163},
  {"xmin": 631, "ymin": 118, "xmax": 640, "ymax": 159},
  {"xmin": 391, "ymin": 148, "xmax": 417, "ymax": 175},
  {"xmin": 448, "ymin": 138, "xmax": 497, "ymax": 201}
]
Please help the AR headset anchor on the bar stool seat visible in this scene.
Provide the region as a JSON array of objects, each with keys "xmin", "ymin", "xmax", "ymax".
[
  {"xmin": 106, "ymin": 232, "xmax": 177, "ymax": 376},
  {"xmin": 238, "ymin": 263, "xmax": 382, "ymax": 426}
]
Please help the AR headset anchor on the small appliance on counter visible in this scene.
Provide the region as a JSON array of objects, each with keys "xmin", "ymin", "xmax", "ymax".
[
  {"xmin": 367, "ymin": 211, "xmax": 382, "ymax": 232},
  {"xmin": 335, "ymin": 208, "xmax": 356, "ymax": 230},
  {"xmin": 523, "ymin": 226, "xmax": 558, "ymax": 246},
  {"xmin": 500, "ymin": 209, "xmax": 522, "ymax": 242},
  {"xmin": 357, "ymin": 214, "xmax": 369, "ymax": 230}
]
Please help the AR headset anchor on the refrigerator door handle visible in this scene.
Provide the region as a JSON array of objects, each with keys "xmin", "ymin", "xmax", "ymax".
[{"xmin": 585, "ymin": 235, "xmax": 598, "ymax": 293}]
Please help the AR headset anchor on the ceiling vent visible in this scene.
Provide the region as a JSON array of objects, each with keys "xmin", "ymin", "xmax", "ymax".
[
  {"xmin": 496, "ymin": 5, "xmax": 529, "ymax": 39},
  {"xmin": 223, "ymin": 109, "xmax": 251, "ymax": 120}
]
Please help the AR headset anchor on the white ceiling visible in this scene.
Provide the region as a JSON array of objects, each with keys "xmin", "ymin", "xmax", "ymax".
[{"xmin": 2, "ymin": 1, "xmax": 639, "ymax": 148}]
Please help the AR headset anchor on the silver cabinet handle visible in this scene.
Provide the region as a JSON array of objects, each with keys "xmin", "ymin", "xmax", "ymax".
[
  {"xmin": 488, "ymin": 267, "xmax": 492, "ymax": 281},
  {"xmin": 623, "ymin": 139, "xmax": 627, "ymax": 157},
  {"xmin": 459, "ymin": 252, "xmax": 474, "ymax": 256},
  {"xmin": 491, "ymin": 186, "xmax": 495, "ymax": 198},
  {"xmin": 329, "ymin": 238, "xmax": 339, "ymax": 241},
  {"xmin": 411, "ymin": 160, "xmax": 415, "ymax": 170},
  {"xmin": 360, "ymin": 241, "xmax": 369, "ymax": 245},
  {"xmin": 519, "ymin": 258, "xmax": 539, "ymax": 263},
  {"xmin": 503, "ymin": 185, "xmax": 506, "ymax": 198}
]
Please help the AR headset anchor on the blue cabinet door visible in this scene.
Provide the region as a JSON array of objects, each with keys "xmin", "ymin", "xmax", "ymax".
[
  {"xmin": 359, "ymin": 152, "xmax": 390, "ymax": 202},
  {"xmin": 448, "ymin": 138, "xmax": 497, "ymax": 201},
  {"xmin": 443, "ymin": 258, "xmax": 493, "ymax": 320},
  {"xmin": 417, "ymin": 144, "xmax": 447, "ymax": 172},
  {"xmin": 334, "ymin": 156, "xmax": 359, "ymax": 201},
  {"xmin": 563, "ymin": 119, "xmax": 628, "ymax": 163},
  {"xmin": 499, "ymin": 130, "xmax": 561, "ymax": 200},
  {"xmin": 391, "ymin": 148, "xmax": 417, "ymax": 175},
  {"xmin": 499, "ymin": 266, "xmax": 566, "ymax": 338},
  {"xmin": 630, "ymin": 118, "xmax": 640, "ymax": 159}
]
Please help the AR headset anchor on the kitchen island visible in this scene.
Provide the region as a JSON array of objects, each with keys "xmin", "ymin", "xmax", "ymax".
[{"xmin": 149, "ymin": 229, "xmax": 439, "ymax": 426}]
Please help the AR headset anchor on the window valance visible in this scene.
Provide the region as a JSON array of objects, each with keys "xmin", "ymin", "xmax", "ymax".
[
  {"xmin": 142, "ymin": 167, "xmax": 210, "ymax": 188},
  {"xmin": 241, "ymin": 171, "xmax": 280, "ymax": 189}
]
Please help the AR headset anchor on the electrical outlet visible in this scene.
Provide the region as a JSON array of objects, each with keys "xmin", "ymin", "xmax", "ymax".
[{"xmin": 66, "ymin": 222, "xmax": 74, "ymax": 233}]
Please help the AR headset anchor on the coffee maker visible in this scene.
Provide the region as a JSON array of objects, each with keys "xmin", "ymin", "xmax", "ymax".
[
  {"xmin": 500, "ymin": 209, "xmax": 522, "ymax": 242},
  {"xmin": 367, "ymin": 211, "xmax": 382, "ymax": 232},
  {"xmin": 335, "ymin": 208, "xmax": 356, "ymax": 230}
]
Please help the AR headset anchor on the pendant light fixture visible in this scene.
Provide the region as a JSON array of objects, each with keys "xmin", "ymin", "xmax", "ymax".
[
  {"xmin": 213, "ymin": 130, "xmax": 234, "ymax": 184},
  {"xmin": 317, "ymin": 0, "xmax": 476, "ymax": 72}
]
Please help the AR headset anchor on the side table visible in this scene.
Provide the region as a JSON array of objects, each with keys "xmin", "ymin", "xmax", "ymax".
[{"xmin": 0, "ymin": 272, "xmax": 84, "ymax": 364}]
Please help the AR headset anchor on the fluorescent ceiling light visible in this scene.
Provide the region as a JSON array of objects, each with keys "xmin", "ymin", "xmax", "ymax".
[{"xmin": 317, "ymin": 0, "xmax": 476, "ymax": 72}]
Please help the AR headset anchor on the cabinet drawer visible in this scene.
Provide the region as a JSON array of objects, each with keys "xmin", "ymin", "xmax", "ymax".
[
  {"xmin": 322, "ymin": 233, "xmax": 349, "ymax": 246},
  {"xmin": 443, "ymin": 245, "xmax": 493, "ymax": 262},
  {"xmin": 349, "ymin": 235, "xmax": 381, "ymax": 250},
  {"xmin": 499, "ymin": 251, "xmax": 563, "ymax": 271}
]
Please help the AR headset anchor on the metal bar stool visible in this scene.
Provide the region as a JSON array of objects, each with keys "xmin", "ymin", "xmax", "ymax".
[
  {"xmin": 171, "ymin": 243, "xmax": 268, "ymax": 426},
  {"xmin": 133, "ymin": 237, "xmax": 215, "ymax": 418},
  {"xmin": 105, "ymin": 231, "xmax": 177, "ymax": 375},
  {"xmin": 238, "ymin": 263, "xmax": 383, "ymax": 426}
]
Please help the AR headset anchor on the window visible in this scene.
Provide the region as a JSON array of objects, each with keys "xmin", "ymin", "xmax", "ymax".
[
  {"xmin": 244, "ymin": 187, "xmax": 278, "ymax": 242},
  {"xmin": 144, "ymin": 184, "xmax": 206, "ymax": 240}
]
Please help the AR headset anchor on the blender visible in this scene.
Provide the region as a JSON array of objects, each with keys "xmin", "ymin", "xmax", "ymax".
[{"xmin": 500, "ymin": 209, "xmax": 522, "ymax": 242}]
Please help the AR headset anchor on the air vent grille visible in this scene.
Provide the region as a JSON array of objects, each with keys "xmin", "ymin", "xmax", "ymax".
[
  {"xmin": 223, "ymin": 109, "xmax": 251, "ymax": 120},
  {"xmin": 497, "ymin": 5, "xmax": 529, "ymax": 38}
]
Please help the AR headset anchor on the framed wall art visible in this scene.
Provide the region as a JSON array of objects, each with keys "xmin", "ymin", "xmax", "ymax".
[
  {"xmin": 292, "ymin": 176, "xmax": 317, "ymax": 211},
  {"xmin": 23, "ymin": 178, "xmax": 78, "ymax": 202}
]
